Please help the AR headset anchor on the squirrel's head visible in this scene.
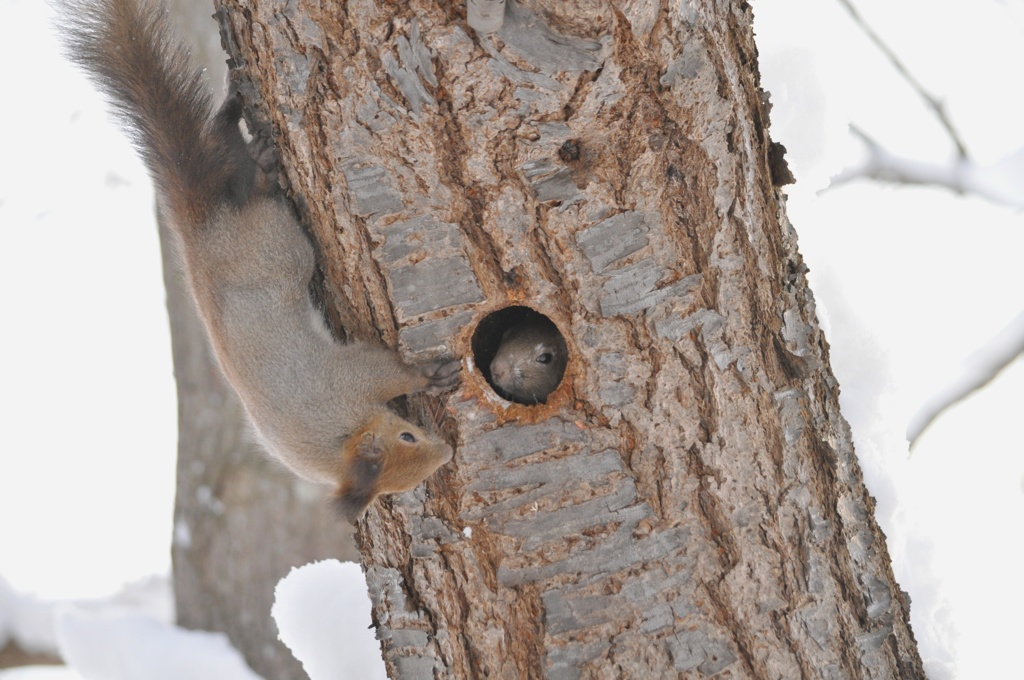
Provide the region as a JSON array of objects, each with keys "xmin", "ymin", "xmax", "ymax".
[
  {"xmin": 332, "ymin": 411, "xmax": 453, "ymax": 523},
  {"xmin": 489, "ymin": 325, "xmax": 568, "ymax": 404}
]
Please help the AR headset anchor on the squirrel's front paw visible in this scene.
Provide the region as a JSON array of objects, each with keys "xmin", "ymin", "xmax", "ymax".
[
  {"xmin": 250, "ymin": 133, "xmax": 280, "ymax": 172},
  {"xmin": 422, "ymin": 358, "xmax": 461, "ymax": 394}
]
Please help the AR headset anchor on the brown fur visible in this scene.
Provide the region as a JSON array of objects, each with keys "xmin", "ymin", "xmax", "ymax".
[{"xmin": 60, "ymin": 0, "xmax": 458, "ymax": 521}]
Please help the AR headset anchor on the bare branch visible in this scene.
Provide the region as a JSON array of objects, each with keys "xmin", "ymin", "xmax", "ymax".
[
  {"xmin": 835, "ymin": 0, "xmax": 969, "ymax": 159},
  {"xmin": 829, "ymin": 125, "xmax": 1024, "ymax": 209},
  {"xmin": 908, "ymin": 310, "xmax": 1024, "ymax": 448},
  {"xmin": 830, "ymin": 125, "xmax": 960, "ymax": 189}
]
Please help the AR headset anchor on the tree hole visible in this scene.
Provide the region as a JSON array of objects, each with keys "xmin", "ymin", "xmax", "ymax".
[{"xmin": 472, "ymin": 307, "xmax": 568, "ymax": 405}]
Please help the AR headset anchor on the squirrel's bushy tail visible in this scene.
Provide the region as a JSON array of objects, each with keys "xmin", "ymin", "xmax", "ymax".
[{"xmin": 59, "ymin": 0, "xmax": 249, "ymax": 226}]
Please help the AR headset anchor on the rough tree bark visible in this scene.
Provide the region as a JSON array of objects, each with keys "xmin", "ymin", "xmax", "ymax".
[
  {"xmin": 161, "ymin": 3, "xmax": 358, "ymax": 680},
  {"xmin": 213, "ymin": 0, "xmax": 925, "ymax": 677}
]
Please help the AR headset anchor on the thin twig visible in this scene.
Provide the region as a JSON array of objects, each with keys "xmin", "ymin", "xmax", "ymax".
[
  {"xmin": 835, "ymin": 0, "xmax": 969, "ymax": 159},
  {"xmin": 908, "ymin": 311, "xmax": 1024, "ymax": 448}
]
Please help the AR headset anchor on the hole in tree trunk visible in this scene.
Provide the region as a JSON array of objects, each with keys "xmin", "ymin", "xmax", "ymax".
[{"xmin": 472, "ymin": 306, "xmax": 568, "ymax": 405}]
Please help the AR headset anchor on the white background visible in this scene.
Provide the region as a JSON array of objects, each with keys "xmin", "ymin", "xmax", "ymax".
[{"xmin": 1, "ymin": 0, "xmax": 1022, "ymax": 677}]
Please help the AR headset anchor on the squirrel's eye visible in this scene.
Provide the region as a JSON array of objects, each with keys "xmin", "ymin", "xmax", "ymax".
[
  {"xmin": 399, "ymin": 432, "xmax": 417, "ymax": 443},
  {"xmin": 537, "ymin": 353, "xmax": 553, "ymax": 364}
]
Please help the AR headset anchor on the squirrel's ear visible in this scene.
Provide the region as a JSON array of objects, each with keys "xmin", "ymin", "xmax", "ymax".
[
  {"xmin": 332, "ymin": 489, "xmax": 374, "ymax": 524},
  {"xmin": 333, "ymin": 437, "xmax": 384, "ymax": 523}
]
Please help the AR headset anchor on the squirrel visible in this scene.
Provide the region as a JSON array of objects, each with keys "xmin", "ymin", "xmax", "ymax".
[
  {"xmin": 59, "ymin": 0, "xmax": 459, "ymax": 522},
  {"xmin": 489, "ymin": 321, "xmax": 568, "ymax": 405}
]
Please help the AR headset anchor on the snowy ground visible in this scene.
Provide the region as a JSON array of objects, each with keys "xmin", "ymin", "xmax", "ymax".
[
  {"xmin": 0, "ymin": 562, "xmax": 384, "ymax": 680},
  {"xmin": 1, "ymin": 0, "xmax": 1021, "ymax": 678}
]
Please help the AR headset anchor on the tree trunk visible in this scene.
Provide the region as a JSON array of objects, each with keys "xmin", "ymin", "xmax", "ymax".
[
  {"xmin": 161, "ymin": 3, "xmax": 358, "ymax": 680},
  {"xmin": 216, "ymin": 0, "xmax": 925, "ymax": 677}
]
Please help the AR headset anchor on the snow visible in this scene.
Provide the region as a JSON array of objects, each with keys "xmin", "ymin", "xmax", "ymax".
[
  {"xmin": 56, "ymin": 609, "xmax": 263, "ymax": 680},
  {"xmin": 271, "ymin": 561, "xmax": 387, "ymax": 680},
  {"xmin": 0, "ymin": 577, "xmax": 264, "ymax": 679},
  {"xmin": 0, "ymin": 562, "xmax": 384, "ymax": 680},
  {"xmin": 1, "ymin": 0, "xmax": 1022, "ymax": 678},
  {"xmin": 0, "ymin": 669, "xmax": 81, "ymax": 680},
  {"xmin": 0, "ymin": 577, "xmax": 172, "ymax": 658}
]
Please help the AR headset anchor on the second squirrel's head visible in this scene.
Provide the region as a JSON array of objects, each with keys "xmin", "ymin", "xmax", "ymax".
[
  {"xmin": 332, "ymin": 410, "xmax": 453, "ymax": 523},
  {"xmin": 489, "ymin": 325, "xmax": 568, "ymax": 404}
]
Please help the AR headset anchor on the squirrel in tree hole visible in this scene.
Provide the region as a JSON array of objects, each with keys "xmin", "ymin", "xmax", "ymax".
[
  {"xmin": 489, "ymin": 321, "xmax": 568, "ymax": 404},
  {"xmin": 59, "ymin": 0, "xmax": 459, "ymax": 522}
]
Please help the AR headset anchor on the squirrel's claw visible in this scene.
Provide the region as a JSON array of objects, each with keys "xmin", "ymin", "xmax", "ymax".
[{"xmin": 423, "ymin": 358, "xmax": 461, "ymax": 394}]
